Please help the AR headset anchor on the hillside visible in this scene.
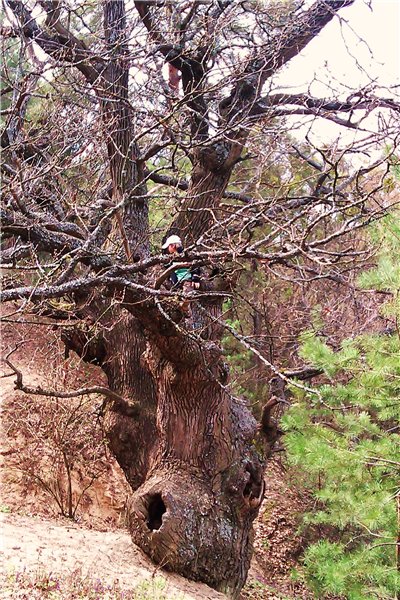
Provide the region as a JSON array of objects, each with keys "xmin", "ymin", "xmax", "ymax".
[{"xmin": 0, "ymin": 308, "xmax": 312, "ymax": 599}]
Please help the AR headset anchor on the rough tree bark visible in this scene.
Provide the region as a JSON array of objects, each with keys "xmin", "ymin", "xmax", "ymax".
[{"xmin": 126, "ymin": 326, "xmax": 265, "ymax": 596}]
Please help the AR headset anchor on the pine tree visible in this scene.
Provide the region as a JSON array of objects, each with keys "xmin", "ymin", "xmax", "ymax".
[{"xmin": 283, "ymin": 214, "xmax": 400, "ymax": 599}]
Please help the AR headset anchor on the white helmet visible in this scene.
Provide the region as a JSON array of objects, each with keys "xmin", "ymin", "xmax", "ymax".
[{"xmin": 162, "ymin": 234, "xmax": 182, "ymax": 249}]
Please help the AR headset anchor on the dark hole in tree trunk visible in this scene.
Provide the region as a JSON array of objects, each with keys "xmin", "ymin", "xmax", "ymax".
[
  {"xmin": 243, "ymin": 464, "xmax": 261, "ymax": 500},
  {"xmin": 146, "ymin": 494, "xmax": 166, "ymax": 531},
  {"xmin": 243, "ymin": 478, "xmax": 253, "ymax": 498}
]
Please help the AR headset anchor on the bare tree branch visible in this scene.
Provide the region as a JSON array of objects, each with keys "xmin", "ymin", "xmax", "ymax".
[
  {"xmin": 5, "ymin": 0, "xmax": 101, "ymax": 83},
  {"xmin": 3, "ymin": 351, "xmax": 140, "ymax": 418},
  {"xmin": 220, "ymin": 0, "xmax": 356, "ymax": 124}
]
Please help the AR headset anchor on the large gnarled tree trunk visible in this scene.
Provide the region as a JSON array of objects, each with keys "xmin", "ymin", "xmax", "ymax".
[
  {"xmin": 97, "ymin": 280, "xmax": 265, "ymax": 596},
  {"xmin": 89, "ymin": 4, "xmax": 266, "ymax": 595},
  {"xmin": 110, "ymin": 322, "xmax": 264, "ymax": 596}
]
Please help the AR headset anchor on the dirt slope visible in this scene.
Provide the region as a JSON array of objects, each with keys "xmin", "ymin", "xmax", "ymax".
[
  {"xmin": 0, "ymin": 513, "xmax": 225, "ymax": 599},
  {"xmin": 0, "ymin": 307, "xmax": 313, "ymax": 599}
]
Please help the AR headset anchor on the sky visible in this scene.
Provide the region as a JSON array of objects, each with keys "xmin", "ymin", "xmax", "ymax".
[
  {"xmin": 276, "ymin": 0, "xmax": 399, "ymax": 92},
  {"xmin": 271, "ymin": 0, "xmax": 400, "ymax": 148}
]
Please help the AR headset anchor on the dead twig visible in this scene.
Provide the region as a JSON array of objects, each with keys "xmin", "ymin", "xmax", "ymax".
[{"xmin": 3, "ymin": 346, "xmax": 138, "ymax": 417}]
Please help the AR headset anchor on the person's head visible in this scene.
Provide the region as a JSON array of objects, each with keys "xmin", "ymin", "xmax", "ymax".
[{"xmin": 162, "ymin": 234, "xmax": 183, "ymax": 255}]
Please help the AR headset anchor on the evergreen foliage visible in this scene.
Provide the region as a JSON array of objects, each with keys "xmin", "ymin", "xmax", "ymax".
[{"xmin": 283, "ymin": 215, "xmax": 400, "ymax": 599}]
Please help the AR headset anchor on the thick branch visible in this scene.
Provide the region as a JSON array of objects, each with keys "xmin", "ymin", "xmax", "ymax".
[
  {"xmin": 250, "ymin": 93, "xmax": 400, "ymax": 127},
  {"xmin": 6, "ymin": 0, "xmax": 100, "ymax": 83},
  {"xmin": 100, "ymin": 0, "xmax": 149, "ymax": 259},
  {"xmin": 171, "ymin": 1, "xmax": 357, "ymax": 241},
  {"xmin": 1, "ymin": 208, "xmax": 113, "ymax": 271},
  {"xmin": 220, "ymin": 0, "xmax": 355, "ymax": 123},
  {"xmin": 147, "ymin": 170, "xmax": 253, "ymax": 203},
  {"xmin": 265, "ymin": 93, "xmax": 400, "ymax": 113},
  {"xmin": 282, "ymin": 366, "xmax": 324, "ymax": 380}
]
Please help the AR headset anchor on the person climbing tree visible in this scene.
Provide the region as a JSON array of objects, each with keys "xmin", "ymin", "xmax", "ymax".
[{"xmin": 161, "ymin": 234, "xmax": 201, "ymax": 290}]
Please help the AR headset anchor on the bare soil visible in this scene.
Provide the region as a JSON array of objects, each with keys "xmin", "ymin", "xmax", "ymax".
[{"xmin": 0, "ymin": 512, "xmax": 225, "ymax": 599}]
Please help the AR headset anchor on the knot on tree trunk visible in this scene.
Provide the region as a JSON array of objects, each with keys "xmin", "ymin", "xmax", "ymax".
[{"xmin": 127, "ymin": 467, "xmax": 259, "ymax": 598}]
